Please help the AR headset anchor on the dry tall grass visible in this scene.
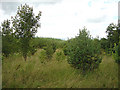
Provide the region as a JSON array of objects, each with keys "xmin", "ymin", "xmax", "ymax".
[{"xmin": 2, "ymin": 49, "xmax": 118, "ymax": 88}]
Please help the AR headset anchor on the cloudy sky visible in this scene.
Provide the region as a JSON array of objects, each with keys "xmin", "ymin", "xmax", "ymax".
[{"xmin": 0, "ymin": 0, "xmax": 119, "ymax": 40}]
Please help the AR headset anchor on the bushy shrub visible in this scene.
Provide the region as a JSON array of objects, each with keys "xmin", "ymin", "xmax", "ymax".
[
  {"xmin": 43, "ymin": 43, "xmax": 55, "ymax": 59},
  {"xmin": 66, "ymin": 28, "xmax": 102, "ymax": 72},
  {"xmin": 53, "ymin": 49, "xmax": 65, "ymax": 61},
  {"xmin": 113, "ymin": 43, "xmax": 120, "ymax": 63},
  {"xmin": 32, "ymin": 37, "xmax": 65, "ymax": 50},
  {"xmin": 63, "ymin": 42, "xmax": 69, "ymax": 56},
  {"xmin": 30, "ymin": 47, "xmax": 37, "ymax": 55},
  {"xmin": 2, "ymin": 36, "xmax": 20, "ymax": 57},
  {"xmin": 39, "ymin": 49, "xmax": 47, "ymax": 63},
  {"xmin": 29, "ymin": 40, "xmax": 37, "ymax": 55}
]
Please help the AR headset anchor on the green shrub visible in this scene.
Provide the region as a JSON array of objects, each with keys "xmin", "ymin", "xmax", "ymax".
[
  {"xmin": 66, "ymin": 28, "xmax": 102, "ymax": 72},
  {"xmin": 30, "ymin": 48, "xmax": 37, "ymax": 55},
  {"xmin": 29, "ymin": 40, "xmax": 37, "ymax": 55},
  {"xmin": 113, "ymin": 43, "xmax": 120, "ymax": 63},
  {"xmin": 54, "ymin": 49, "xmax": 65, "ymax": 61},
  {"xmin": 39, "ymin": 49, "xmax": 47, "ymax": 63},
  {"xmin": 31, "ymin": 37, "xmax": 65, "ymax": 50},
  {"xmin": 43, "ymin": 44, "xmax": 54, "ymax": 59},
  {"xmin": 2, "ymin": 36, "xmax": 20, "ymax": 57},
  {"xmin": 63, "ymin": 42, "xmax": 69, "ymax": 56}
]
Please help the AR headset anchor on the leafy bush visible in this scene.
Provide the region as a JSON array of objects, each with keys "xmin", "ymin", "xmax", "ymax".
[
  {"xmin": 30, "ymin": 47, "xmax": 37, "ymax": 55},
  {"xmin": 1, "ymin": 19, "xmax": 20, "ymax": 57},
  {"xmin": 31, "ymin": 37, "xmax": 65, "ymax": 50},
  {"xmin": 43, "ymin": 43, "xmax": 55, "ymax": 59},
  {"xmin": 39, "ymin": 49, "xmax": 47, "ymax": 63},
  {"xmin": 113, "ymin": 43, "xmax": 120, "ymax": 63},
  {"xmin": 29, "ymin": 39, "xmax": 37, "ymax": 55},
  {"xmin": 63, "ymin": 42, "xmax": 69, "ymax": 56},
  {"xmin": 53, "ymin": 49, "xmax": 65, "ymax": 61},
  {"xmin": 66, "ymin": 28, "xmax": 102, "ymax": 72},
  {"xmin": 2, "ymin": 35, "xmax": 20, "ymax": 57}
]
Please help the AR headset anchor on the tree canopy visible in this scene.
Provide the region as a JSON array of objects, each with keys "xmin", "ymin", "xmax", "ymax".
[{"xmin": 12, "ymin": 4, "xmax": 41, "ymax": 61}]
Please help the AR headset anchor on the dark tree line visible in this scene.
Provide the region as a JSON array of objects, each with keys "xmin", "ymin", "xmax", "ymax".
[{"xmin": 100, "ymin": 23, "xmax": 120, "ymax": 63}]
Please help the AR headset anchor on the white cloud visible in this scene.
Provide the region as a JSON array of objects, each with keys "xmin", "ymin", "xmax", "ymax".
[
  {"xmin": 35, "ymin": 0, "xmax": 118, "ymax": 39},
  {"xmin": 0, "ymin": 0, "xmax": 119, "ymax": 40}
]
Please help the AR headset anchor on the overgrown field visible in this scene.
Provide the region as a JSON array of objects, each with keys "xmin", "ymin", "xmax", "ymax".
[
  {"xmin": 1, "ymin": 3, "xmax": 120, "ymax": 88},
  {"xmin": 2, "ymin": 49, "xmax": 118, "ymax": 88}
]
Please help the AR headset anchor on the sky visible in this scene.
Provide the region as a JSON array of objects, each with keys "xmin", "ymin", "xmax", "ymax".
[{"xmin": 0, "ymin": 0, "xmax": 119, "ymax": 40}]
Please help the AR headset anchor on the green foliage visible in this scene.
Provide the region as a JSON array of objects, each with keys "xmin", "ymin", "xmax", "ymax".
[
  {"xmin": 1, "ymin": 19, "xmax": 20, "ymax": 57},
  {"xmin": 2, "ymin": 20, "xmax": 12, "ymax": 57},
  {"xmin": 93, "ymin": 38, "xmax": 101, "ymax": 54},
  {"xmin": 11, "ymin": 4, "xmax": 41, "ymax": 61},
  {"xmin": 100, "ymin": 38, "xmax": 109, "ymax": 50},
  {"xmin": 106, "ymin": 23, "xmax": 120, "ymax": 45},
  {"xmin": 2, "ymin": 50, "xmax": 118, "ymax": 88},
  {"xmin": 1, "ymin": 19, "xmax": 13, "ymax": 36},
  {"xmin": 66, "ymin": 28, "xmax": 102, "ymax": 72},
  {"xmin": 113, "ymin": 43, "xmax": 120, "ymax": 63},
  {"xmin": 31, "ymin": 37, "xmax": 66, "ymax": 59},
  {"xmin": 38, "ymin": 49, "xmax": 47, "ymax": 63},
  {"xmin": 44, "ymin": 43, "xmax": 54, "ymax": 59},
  {"xmin": 29, "ymin": 47, "xmax": 37, "ymax": 56},
  {"xmin": 2, "ymin": 36, "xmax": 19, "ymax": 57},
  {"xmin": 32, "ymin": 37, "xmax": 65, "ymax": 49},
  {"xmin": 29, "ymin": 39, "xmax": 37, "ymax": 55},
  {"xmin": 54, "ymin": 49, "xmax": 65, "ymax": 61},
  {"xmin": 105, "ymin": 23, "xmax": 120, "ymax": 55},
  {"xmin": 100, "ymin": 38, "xmax": 111, "ymax": 55},
  {"xmin": 63, "ymin": 42, "xmax": 69, "ymax": 56}
]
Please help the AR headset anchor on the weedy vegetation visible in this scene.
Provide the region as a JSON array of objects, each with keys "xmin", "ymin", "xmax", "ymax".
[
  {"xmin": 2, "ymin": 49, "xmax": 118, "ymax": 88},
  {"xmin": 1, "ymin": 4, "xmax": 119, "ymax": 88}
]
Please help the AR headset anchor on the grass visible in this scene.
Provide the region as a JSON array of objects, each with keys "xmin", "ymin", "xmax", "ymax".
[{"xmin": 2, "ymin": 49, "xmax": 118, "ymax": 88}]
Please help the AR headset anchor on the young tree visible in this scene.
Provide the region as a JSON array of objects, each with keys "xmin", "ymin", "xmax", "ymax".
[
  {"xmin": 66, "ymin": 28, "xmax": 102, "ymax": 73},
  {"xmin": 43, "ymin": 42, "xmax": 55, "ymax": 59},
  {"xmin": 105, "ymin": 23, "xmax": 120, "ymax": 55},
  {"xmin": 1, "ymin": 19, "xmax": 14, "ymax": 57},
  {"xmin": 12, "ymin": 4, "xmax": 41, "ymax": 61},
  {"xmin": 106, "ymin": 23, "xmax": 119, "ymax": 48}
]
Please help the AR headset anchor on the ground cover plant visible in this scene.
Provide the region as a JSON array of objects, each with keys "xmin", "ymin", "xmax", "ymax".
[{"xmin": 2, "ymin": 49, "xmax": 118, "ymax": 88}]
